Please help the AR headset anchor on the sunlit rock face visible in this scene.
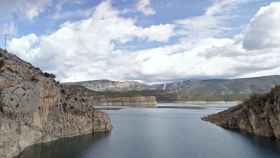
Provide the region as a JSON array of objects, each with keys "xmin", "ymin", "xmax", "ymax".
[
  {"xmin": 203, "ymin": 86, "xmax": 280, "ymax": 139},
  {"xmin": 0, "ymin": 49, "xmax": 112, "ymax": 158}
]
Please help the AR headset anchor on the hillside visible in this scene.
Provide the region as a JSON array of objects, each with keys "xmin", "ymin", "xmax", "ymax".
[
  {"xmin": 67, "ymin": 76, "xmax": 280, "ymax": 101},
  {"xmin": 62, "ymin": 85, "xmax": 157, "ymax": 107},
  {"xmin": 64, "ymin": 80, "xmax": 159, "ymax": 92}
]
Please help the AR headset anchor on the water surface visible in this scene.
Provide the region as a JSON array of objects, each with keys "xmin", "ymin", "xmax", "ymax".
[{"xmin": 17, "ymin": 103, "xmax": 280, "ymax": 158}]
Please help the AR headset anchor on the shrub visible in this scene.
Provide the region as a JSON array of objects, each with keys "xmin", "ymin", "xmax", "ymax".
[{"xmin": 0, "ymin": 59, "xmax": 4, "ymax": 69}]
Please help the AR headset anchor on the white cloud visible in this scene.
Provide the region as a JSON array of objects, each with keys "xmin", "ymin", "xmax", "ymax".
[
  {"xmin": 7, "ymin": 1, "xmax": 280, "ymax": 82},
  {"xmin": 8, "ymin": 34, "xmax": 40, "ymax": 60},
  {"xmin": 0, "ymin": 0, "xmax": 52, "ymax": 20},
  {"xmin": 51, "ymin": 8, "xmax": 94, "ymax": 20},
  {"xmin": 136, "ymin": 0, "xmax": 156, "ymax": 16},
  {"xmin": 139, "ymin": 24, "xmax": 175, "ymax": 42},
  {"xmin": 131, "ymin": 1, "xmax": 280, "ymax": 81},
  {"xmin": 51, "ymin": 0, "xmax": 92, "ymax": 20},
  {"xmin": 206, "ymin": 0, "xmax": 240, "ymax": 16},
  {"xmin": 8, "ymin": 0, "xmax": 174, "ymax": 82},
  {"xmin": 243, "ymin": 2, "xmax": 280, "ymax": 50},
  {"xmin": 175, "ymin": 0, "xmax": 246, "ymax": 40},
  {"xmin": 22, "ymin": 0, "xmax": 52, "ymax": 19}
]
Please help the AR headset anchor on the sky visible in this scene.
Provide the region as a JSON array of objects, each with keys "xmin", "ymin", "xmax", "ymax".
[{"xmin": 1, "ymin": 0, "xmax": 280, "ymax": 82}]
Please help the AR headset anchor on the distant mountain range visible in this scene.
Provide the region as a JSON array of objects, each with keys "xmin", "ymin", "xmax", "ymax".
[{"xmin": 65, "ymin": 75, "xmax": 280, "ymax": 102}]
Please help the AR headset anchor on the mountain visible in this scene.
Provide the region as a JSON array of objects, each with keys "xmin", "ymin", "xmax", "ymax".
[
  {"xmin": 0, "ymin": 49, "xmax": 112, "ymax": 158},
  {"xmin": 202, "ymin": 86, "xmax": 280, "ymax": 139},
  {"xmin": 64, "ymin": 80, "xmax": 159, "ymax": 92},
  {"xmin": 67, "ymin": 76, "xmax": 280, "ymax": 101}
]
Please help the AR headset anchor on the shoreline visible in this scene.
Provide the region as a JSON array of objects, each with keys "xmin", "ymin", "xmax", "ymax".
[{"xmin": 95, "ymin": 101, "xmax": 239, "ymax": 110}]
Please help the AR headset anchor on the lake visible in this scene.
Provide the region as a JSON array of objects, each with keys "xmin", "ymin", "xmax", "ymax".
[{"xmin": 16, "ymin": 103, "xmax": 280, "ymax": 158}]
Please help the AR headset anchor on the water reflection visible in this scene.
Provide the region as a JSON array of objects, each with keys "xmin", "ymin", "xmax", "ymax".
[
  {"xmin": 15, "ymin": 133, "xmax": 109, "ymax": 158},
  {"xmin": 14, "ymin": 106, "xmax": 280, "ymax": 158}
]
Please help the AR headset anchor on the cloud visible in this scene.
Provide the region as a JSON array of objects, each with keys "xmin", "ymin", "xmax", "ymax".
[
  {"xmin": 51, "ymin": 0, "xmax": 90, "ymax": 20},
  {"xmin": 8, "ymin": 34, "xmax": 40, "ymax": 59},
  {"xmin": 130, "ymin": 1, "xmax": 280, "ymax": 81},
  {"xmin": 8, "ymin": 0, "xmax": 174, "ymax": 82},
  {"xmin": 136, "ymin": 0, "xmax": 156, "ymax": 16},
  {"xmin": 22, "ymin": 0, "xmax": 52, "ymax": 19},
  {"xmin": 206, "ymin": 0, "xmax": 240, "ymax": 16},
  {"xmin": 175, "ymin": 0, "xmax": 247, "ymax": 40},
  {"xmin": 51, "ymin": 8, "xmax": 94, "ymax": 20},
  {"xmin": 243, "ymin": 2, "xmax": 280, "ymax": 50},
  {"xmin": 7, "ymin": 1, "xmax": 280, "ymax": 82},
  {"xmin": 0, "ymin": 0, "xmax": 52, "ymax": 20}
]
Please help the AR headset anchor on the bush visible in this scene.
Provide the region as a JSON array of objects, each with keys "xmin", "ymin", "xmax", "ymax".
[
  {"xmin": 43, "ymin": 72, "xmax": 56, "ymax": 78},
  {"xmin": 0, "ymin": 59, "xmax": 4, "ymax": 69}
]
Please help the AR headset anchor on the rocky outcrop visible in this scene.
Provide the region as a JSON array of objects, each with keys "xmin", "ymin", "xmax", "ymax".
[
  {"xmin": 62, "ymin": 85, "xmax": 157, "ymax": 107},
  {"xmin": 0, "ymin": 49, "xmax": 112, "ymax": 158},
  {"xmin": 203, "ymin": 86, "xmax": 280, "ymax": 139}
]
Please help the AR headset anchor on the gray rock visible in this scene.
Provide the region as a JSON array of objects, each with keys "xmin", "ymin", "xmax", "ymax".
[
  {"xmin": 203, "ymin": 86, "xmax": 280, "ymax": 139},
  {"xmin": 0, "ymin": 49, "xmax": 112, "ymax": 158}
]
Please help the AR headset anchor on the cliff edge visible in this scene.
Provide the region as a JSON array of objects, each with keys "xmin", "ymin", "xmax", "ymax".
[
  {"xmin": 0, "ymin": 49, "xmax": 112, "ymax": 158},
  {"xmin": 203, "ymin": 86, "xmax": 280, "ymax": 139}
]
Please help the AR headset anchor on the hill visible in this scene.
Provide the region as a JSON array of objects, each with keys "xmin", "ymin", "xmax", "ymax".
[{"xmin": 66, "ymin": 76, "xmax": 280, "ymax": 101}]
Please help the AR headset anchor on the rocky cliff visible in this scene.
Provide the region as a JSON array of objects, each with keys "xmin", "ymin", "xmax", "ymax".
[
  {"xmin": 0, "ymin": 49, "xmax": 112, "ymax": 158},
  {"xmin": 62, "ymin": 85, "xmax": 157, "ymax": 107},
  {"xmin": 203, "ymin": 86, "xmax": 280, "ymax": 139}
]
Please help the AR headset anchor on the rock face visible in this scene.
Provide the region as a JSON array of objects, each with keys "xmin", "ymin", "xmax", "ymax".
[
  {"xmin": 0, "ymin": 49, "xmax": 112, "ymax": 158},
  {"xmin": 62, "ymin": 85, "xmax": 157, "ymax": 107},
  {"xmin": 203, "ymin": 86, "xmax": 280, "ymax": 139}
]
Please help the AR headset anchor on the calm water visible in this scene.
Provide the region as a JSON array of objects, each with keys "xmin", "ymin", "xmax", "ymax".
[{"xmin": 17, "ymin": 103, "xmax": 280, "ymax": 158}]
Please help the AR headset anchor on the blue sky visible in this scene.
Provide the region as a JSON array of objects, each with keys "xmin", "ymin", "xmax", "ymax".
[
  {"xmin": 1, "ymin": 0, "xmax": 280, "ymax": 82},
  {"xmin": 2, "ymin": 0, "xmax": 273, "ymax": 37}
]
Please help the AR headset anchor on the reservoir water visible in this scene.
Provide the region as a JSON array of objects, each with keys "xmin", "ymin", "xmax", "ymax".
[{"xmin": 16, "ymin": 103, "xmax": 280, "ymax": 158}]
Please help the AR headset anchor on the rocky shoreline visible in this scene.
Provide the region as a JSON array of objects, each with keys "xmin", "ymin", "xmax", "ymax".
[
  {"xmin": 203, "ymin": 86, "xmax": 280, "ymax": 139},
  {"xmin": 0, "ymin": 49, "xmax": 112, "ymax": 158}
]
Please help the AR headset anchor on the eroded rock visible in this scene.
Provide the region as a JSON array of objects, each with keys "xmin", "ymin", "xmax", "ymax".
[
  {"xmin": 0, "ymin": 49, "xmax": 112, "ymax": 158},
  {"xmin": 203, "ymin": 86, "xmax": 280, "ymax": 139}
]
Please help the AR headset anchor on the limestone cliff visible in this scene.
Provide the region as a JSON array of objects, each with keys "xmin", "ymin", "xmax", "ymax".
[
  {"xmin": 62, "ymin": 85, "xmax": 157, "ymax": 107},
  {"xmin": 203, "ymin": 86, "xmax": 280, "ymax": 139},
  {"xmin": 0, "ymin": 49, "xmax": 112, "ymax": 158}
]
